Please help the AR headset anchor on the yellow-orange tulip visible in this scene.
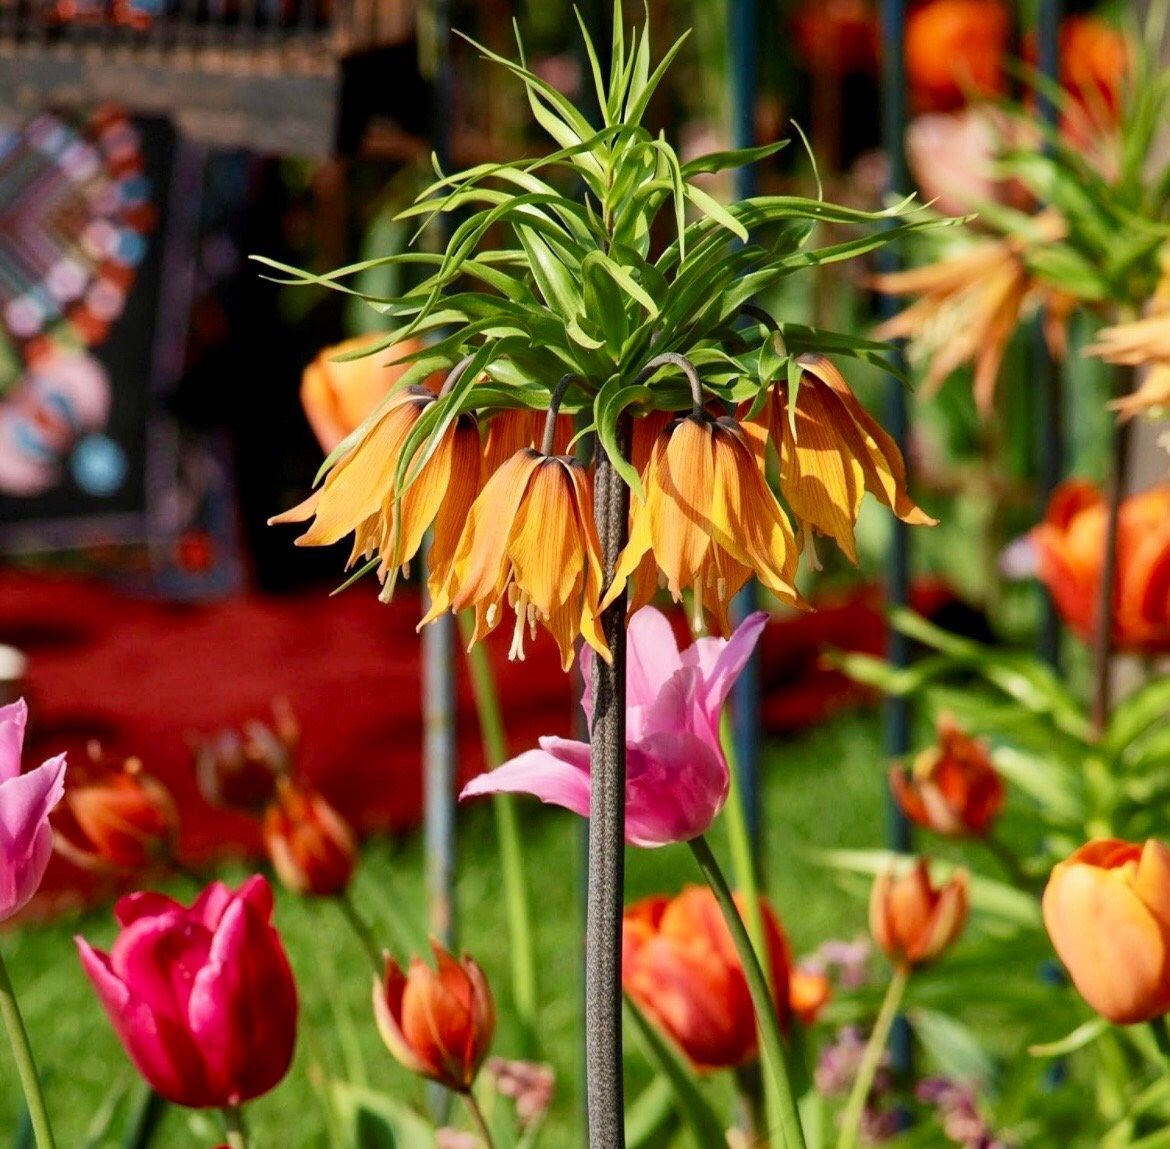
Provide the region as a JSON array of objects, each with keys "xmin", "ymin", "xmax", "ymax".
[
  {"xmin": 768, "ymin": 355, "xmax": 935, "ymax": 563},
  {"xmin": 605, "ymin": 413, "xmax": 801, "ymax": 633},
  {"xmin": 1043, "ymin": 839, "xmax": 1170, "ymax": 1024},
  {"xmin": 869, "ymin": 858, "xmax": 968, "ymax": 968},
  {"xmin": 300, "ymin": 334, "xmax": 430, "ymax": 453},
  {"xmin": 423, "ymin": 449, "xmax": 609, "ymax": 670}
]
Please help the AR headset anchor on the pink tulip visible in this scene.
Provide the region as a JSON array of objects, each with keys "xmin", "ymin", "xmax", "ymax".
[
  {"xmin": 460, "ymin": 607, "xmax": 767, "ymax": 846},
  {"xmin": 77, "ymin": 875, "xmax": 297, "ymax": 1108},
  {"xmin": 0, "ymin": 699, "xmax": 66, "ymax": 922}
]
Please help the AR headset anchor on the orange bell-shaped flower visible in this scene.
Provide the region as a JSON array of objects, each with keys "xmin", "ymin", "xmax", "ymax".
[{"xmin": 1043, "ymin": 839, "xmax": 1170, "ymax": 1024}]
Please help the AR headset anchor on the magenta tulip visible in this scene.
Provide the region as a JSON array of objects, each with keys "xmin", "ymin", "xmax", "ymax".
[
  {"xmin": 460, "ymin": 606, "xmax": 768, "ymax": 846},
  {"xmin": 77, "ymin": 875, "xmax": 297, "ymax": 1108},
  {"xmin": 0, "ymin": 699, "xmax": 66, "ymax": 922}
]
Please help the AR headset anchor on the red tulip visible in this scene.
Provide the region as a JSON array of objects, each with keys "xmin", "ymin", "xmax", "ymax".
[
  {"xmin": 870, "ymin": 858, "xmax": 968, "ymax": 967},
  {"xmin": 890, "ymin": 716, "xmax": 1004, "ymax": 837},
  {"xmin": 1031, "ymin": 480, "xmax": 1170, "ymax": 655},
  {"xmin": 373, "ymin": 940, "xmax": 496, "ymax": 1092},
  {"xmin": 53, "ymin": 749, "xmax": 178, "ymax": 874},
  {"xmin": 263, "ymin": 777, "xmax": 356, "ymax": 897},
  {"xmin": 77, "ymin": 875, "xmax": 297, "ymax": 1108},
  {"xmin": 622, "ymin": 886, "xmax": 792, "ymax": 1071}
]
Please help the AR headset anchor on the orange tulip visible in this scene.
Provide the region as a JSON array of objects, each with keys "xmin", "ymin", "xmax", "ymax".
[
  {"xmin": 622, "ymin": 886, "xmax": 792, "ymax": 1071},
  {"xmin": 890, "ymin": 716, "xmax": 1004, "ymax": 837},
  {"xmin": 300, "ymin": 334, "xmax": 431, "ymax": 454},
  {"xmin": 1030, "ymin": 480, "xmax": 1170, "ymax": 655},
  {"xmin": 422, "ymin": 448, "xmax": 609, "ymax": 670},
  {"xmin": 605, "ymin": 414, "xmax": 801, "ymax": 634},
  {"xmin": 53, "ymin": 749, "xmax": 179, "ymax": 874},
  {"xmin": 1058, "ymin": 16, "xmax": 1130, "ymax": 135},
  {"xmin": 905, "ymin": 0, "xmax": 1009, "ymax": 113},
  {"xmin": 373, "ymin": 941, "xmax": 496, "ymax": 1092},
  {"xmin": 262, "ymin": 777, "xmax": 357, "ymax": 897},
  {"xmin": 869, "ymin": 858, "xmax": 968, "ymax": 968},
  {"xmin": 1043, "ymin": 839, "xmax": 1170, "ymax": 1024},
  {"xmin": 767, "ymin": 354, "xmax": 935, "ymax": 564}
]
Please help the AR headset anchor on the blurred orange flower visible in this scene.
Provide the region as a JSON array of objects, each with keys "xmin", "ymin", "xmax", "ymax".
[
  {"xmin": 767, "ymin": 354, "xmax": 935, "ymax": 563},
  {"xmin": 374, "ymin": 940, "xmax": 496, "ymax": 1091},
  {"xmin": 789, "ymin": 968, "xmax": 833, "ymax": 1026},
  {"xmin": 905, "ymin": 0, "xmax": 1009, "ymax": 112},
  {"xmin": 622, "ymin": 886, "xmax": 792, "ymax": 1071},
  {"xmin": 1043, "ymin": 839, "xmax": 1170, "ymax": 1024},
  {"xmin": 1059, "ymin": 16, "xmax": 1130, "ymax": 136},
  {"xmin": 1030, "ymin": 480, "xmax": 1170, "ymax": 654},
  {"xmin": 605, "ymin": 414, "xmax": 801, "ymax": 633},
  {"xmin": 263, "ymin": 777, "xmax": 356, "ymax": 897},
  {"xmin": 869, "ymin": 858, "xmax": 968, "ymax": 967},
  {"xmin": 300, "ymin": 334, "xmax": 433, "ymax": 454},
  {"xmin": 423, "ymin": 449, "xmax": 609, "ymax": 670},
  {"xmin": 53, "ymin": 749, "xmax": 178, "ymax": 874},
  {"xmin": 890, "ymin": 716, "xmax": 1004, "ymax": 837},
  {"xmin": 792, "ymin": 0, "xmax": 879, "ymax": 76}
]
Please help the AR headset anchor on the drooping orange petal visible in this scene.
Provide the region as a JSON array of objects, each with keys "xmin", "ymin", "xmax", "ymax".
[
  {"xmin": 427, "ymin": 419, "xmax": 484, "ymax": 602},
  {"xmin": 652, "ymin": 419, "xmax": 715, "ymax": 601}
]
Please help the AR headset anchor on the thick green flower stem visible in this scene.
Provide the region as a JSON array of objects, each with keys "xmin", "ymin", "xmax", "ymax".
[
  {"xmin": 464, "ymin": 1091, "xmax": 498, "ymax": 1149},
  {"xmin": 0, "ymin": 949, "xmax": 56, "ymax": 1149},
  {"xmin": 460, "ymin": 615, "xmax": 539, "ymax": 1056},
  {"xmin": 689, "ymin": 835, "xmax": 808, "ymax": 1149},
  {"xmin": 222, "ymin": 1105, "xmax": 248, "ymax": 1149},
  {"xmin": 586, "ymin": 444, "xmax": 630, "ymax": 1148},
  {"xmin": 836, "ymin": 964, "xmax": 911, "ymax": 1149}
]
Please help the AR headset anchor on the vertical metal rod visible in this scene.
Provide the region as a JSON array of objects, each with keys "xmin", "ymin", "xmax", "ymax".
[
  {"xmin": 585, "ymin": 440, "xmax": 629, "ymax": 1149},
  {"xmin": 878, "ymin": 0, "xmax": 914, "ymax": 1081},
  {"xmin": 729, "ymin": 0, "xmax": 764, "ymax": 853},
  {"xmin": 1034, "ymin": 0, "xmax": 1064, "ymax": 670}
]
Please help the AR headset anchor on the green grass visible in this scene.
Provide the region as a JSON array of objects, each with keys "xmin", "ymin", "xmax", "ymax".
[{"xmin": 0, "ymin": 710, "xmax": 889, "ymax": 1147}]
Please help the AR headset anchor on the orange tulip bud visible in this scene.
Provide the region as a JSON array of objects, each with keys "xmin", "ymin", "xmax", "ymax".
[
  {"xmin": 869, "ymin": 858, "xmax": 968, "ymax": 968},
  {"xmin": 373, "ymin": 941, "xmax": 496, "ymax": 1092},
  {"xmin": 262, "ymin": 777, "xmax": 356, "ymax": 897},
  {"xmin": 53, "ymin": 748, "xmax": 178, "ymax": 874},
  {"xmin": 622, "ymin": 886, "xmax": 792, "ymax": 1071},
  {"xmin": 905, "ymin": 0, "xmax": 1009, "ymax": 112},
  {"xmin": 789, "ymin": 968, "xmax": 833, "ymax": 1026},
  {"xmin": 300, "ymin": 334, "xmax": 432, "ymax": 454},
  {"xmin": 890, "ymin": 717, "xmax": 1004, "ymax": 837},
  {"xmin": 1043, "ymin": 839, "xmax": 1170, "ymax": 1024}
]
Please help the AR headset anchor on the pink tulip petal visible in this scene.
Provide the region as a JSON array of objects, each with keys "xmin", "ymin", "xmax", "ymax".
[
  {"xmin": 77, "ymin": 937, "xmax": 215, "ymax": 1107},
  {"xmin": 110, "ymin": 911, "xmax": 213, "ymax": 1022},
  {"xmin": 682, "ymin": 611, "xmax": 768, "ymax": 732},
  {"xmin": 190, "ymin": 881, "xmax": 235, "ymax": 931},
  {"xmin": 460, "ymin": 740, "xmax": 592, "ymax": 819},
  {"xmin": 114, "ymin": 890, "xmax": 184, "ymax": 928},
  {"xmin": 624, "ymin": 733, "xmax": 728, "ymax": 846},
  {"xmin": 626, "ymin": 607, "xmax": 683, "ymax": 707},
  {"xmin": 0, "ymin": 820, "xmax": 53, "ymax": 922},
  {"xmin": 186, "ymin": 892, "xmax": 297, "ymax": 1105},
  {"xmin": 0, "ymin": 754, "xmax": 66, "ymax": 856},
  {"xmin": 0, "ymin": 700, "xmax": 28, "ymax": 783}
]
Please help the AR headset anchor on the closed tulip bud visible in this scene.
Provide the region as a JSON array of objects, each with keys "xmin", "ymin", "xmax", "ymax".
[
  {"xmin": 77, "ymin": 875, "xmax": 297, "ymax": 1108},
  {"xmin": 869, "ymin": 858, "xmax": 968, "ymax": 968},
  {"xmin": 622, "ymin": 886, "xmax": 792, "ymax": 1070},
  {"xmin": 263, "ymin": 777, "xmax": 356, "ymax": 897},
  {"xmin": 1043, "ymin": 839, "xmax": 1170, "ymax": 1024},
  {"xmin": 789, "ymin": 968, "xmax": 833, "ymax": 1026},
  {"xmin": 53, "ymin": 747, "xmax": 178, "ymax": 874},
  {"xmin": 890, "ymin": 717, "xmax": 1004, "ymax": 837},
  {"xmin": 192, "ymin": 700, "xmax": 297, "ymax": 813},
  {"xmin": 373, "ymin": 941, "xmax": 496, "ymax": 1092}
]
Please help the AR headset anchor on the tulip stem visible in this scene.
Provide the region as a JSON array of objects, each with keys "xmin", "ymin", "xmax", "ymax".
[
  {"xmin": 1150, "ymin": 1015, "xmax": 1170, "ymax": 1061},
  {"xmin": 1091, "ymin": 383, "xmax": 1132, "ymax": 737},
  {"xmin": 336, "ymin": 890, "xmax": 383, "ymax": 975},
  {"xmin": 0, "ymin": 949, "xmax": 56, "ymax": 1149},
  {"xmin": 464, "ymin": 1091, "xmax": 498, "ymax": 1149},
  {"xmin": 221, "ymin": 1104, "xmax": 248, "ymax": 1149},
  {"xmin": 461, "ymin": 615, "xmax": 539, "ymax": 1056},
  {"xmin": 689, "ymin": 835, "xmax": 807, "ymax": 1149},
  {"xmin": 836, "ymin": 964, "xmax": 910, "ymax": 1149},
  {"xmin": 982, "ymin": 834, "xmax": 1032, "ymax": 892}
]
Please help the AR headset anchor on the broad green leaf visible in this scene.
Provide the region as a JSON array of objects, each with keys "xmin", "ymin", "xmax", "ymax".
[
  {"xmin": 1105, "ymin": 676, "xmax": 1170, "ymax": 761},
  {"xmin": 909, "ymin": 1007, "xmax": 996, "ymax": 1084},
  {"xmin": 594, "ymin": 377, "xmax": 653, "ymax": 495},
  {"xmin": 329, "ymin": 1082, "xmax": 435, "ymax": 1149}
]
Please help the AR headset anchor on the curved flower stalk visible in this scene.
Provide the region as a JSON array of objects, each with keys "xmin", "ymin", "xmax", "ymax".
[{"xmin": 460, "ymin": 605, "xmax": 765, "ymax": 846}]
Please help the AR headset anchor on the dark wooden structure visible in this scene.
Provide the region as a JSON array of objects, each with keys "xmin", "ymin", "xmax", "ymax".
[{"xmin": 0, "ymin": 0, "xmax": 416, "ymax": 157}]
